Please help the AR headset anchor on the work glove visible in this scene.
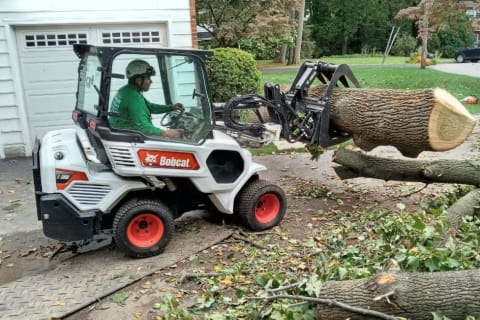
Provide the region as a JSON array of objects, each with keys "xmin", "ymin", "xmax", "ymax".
[{"xmin": 172, "ymin": 103, "xmax": 185, "ymax": 111}]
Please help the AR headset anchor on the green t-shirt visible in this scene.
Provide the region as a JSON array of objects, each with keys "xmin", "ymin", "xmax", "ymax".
[{"xmin": 109, "ymin": 84, "xmax": 172, "ymax": 135}]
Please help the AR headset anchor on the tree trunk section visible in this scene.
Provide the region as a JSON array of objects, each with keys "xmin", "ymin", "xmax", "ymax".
[
  {"xmin": 332, "ymin": 147, "xmax": 480, "ymax": 186},
  {"xmin": 316, "ymin": 269, "xmax": 480, "ymax": 320},
  {"xmin": 309, "ymin": 86, "xmax": 476, "ymax": 157}
]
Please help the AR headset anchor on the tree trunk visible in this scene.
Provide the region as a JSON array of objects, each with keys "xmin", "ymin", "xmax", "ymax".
[
  {"xmin": 332, "ymin": 148, "xmax": 480, "ymax": 186},
  {"xmin": 315, "ymin": 269, "xmax": 480, "ymax": 319},
  {"xmin": 276, "ymin": 44, "xmax": 287, "ymax": 64},
  {"xmin": 309, "ymin": 86, "xmax": 476, "ymax": 157},
  {"xmin": 293, "ymin": 0, "xmax": 305, "ymax": 65}
]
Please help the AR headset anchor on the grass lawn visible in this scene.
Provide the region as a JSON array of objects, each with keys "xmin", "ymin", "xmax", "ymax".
[
  {"xmin": 260, "ymin": 65, "xmax": 480, "ymax": 114},
  {"xmin": 257, "ymin": 54, "xmax": 453, "ymax": 69}
]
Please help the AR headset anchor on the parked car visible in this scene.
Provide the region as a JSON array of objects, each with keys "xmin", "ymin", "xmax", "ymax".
[{"xmin": 454, "ymin": 47, "xmax": 480, "ymax": 63}]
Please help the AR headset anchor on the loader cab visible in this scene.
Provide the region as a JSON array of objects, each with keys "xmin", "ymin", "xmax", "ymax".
[{"xmin": 73, "ymin": 44, "xmax": 214, "ymax": 146}]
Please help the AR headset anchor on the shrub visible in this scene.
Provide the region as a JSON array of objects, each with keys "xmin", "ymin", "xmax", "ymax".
[
  {"xmin": 391, "ymin": 33, "xmax": 417, "ymax": 56},
  {"xmin": 408, "ymin": 47, "xmax": 436, "ymax": 65},
  {"xmin": 205, "ymin": 48, "xmax": 261, "ymax": 103}
]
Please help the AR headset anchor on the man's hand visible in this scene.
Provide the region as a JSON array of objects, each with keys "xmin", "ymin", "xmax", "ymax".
[
  {"xmin": 165, "ymin": 128, "xmax": 184, "ymax": 138},
  {"xmin": 172, "ymin": 103, "xmax": 184, "ymax": 111}
]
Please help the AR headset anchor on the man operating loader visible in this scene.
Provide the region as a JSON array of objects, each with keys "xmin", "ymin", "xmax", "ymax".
[{"xmin": 109, "ymin": 59, "xmax": 184, "ymax": 138}]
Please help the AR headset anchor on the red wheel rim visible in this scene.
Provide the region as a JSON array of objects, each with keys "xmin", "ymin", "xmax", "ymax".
[
  {"xmin": 255, "ymin": 193, "xmax": 280, "ymax": 224},
  {"xmin": 126, "ymin": 213, "xmax": 164, "ymax": 248}
]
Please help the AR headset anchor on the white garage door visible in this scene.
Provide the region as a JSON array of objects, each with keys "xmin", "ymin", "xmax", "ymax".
[{"xmin": 15, "ymin": 24, "xmax": 167, "ymax": 140}]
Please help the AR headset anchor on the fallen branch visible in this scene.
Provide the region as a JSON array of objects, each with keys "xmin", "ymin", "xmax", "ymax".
[
  {"xmin": 333, "ymin": 147, "xmax": 480, "ymax": 186},
  {"xmin": 247, "ymin": 294, "xmax": 397, "ymax": 320}
]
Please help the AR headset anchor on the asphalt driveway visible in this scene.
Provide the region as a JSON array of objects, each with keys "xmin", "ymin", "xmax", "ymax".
[{"xmin": 429, "ymin": 62, "xmax": 480, "ymax": 78}]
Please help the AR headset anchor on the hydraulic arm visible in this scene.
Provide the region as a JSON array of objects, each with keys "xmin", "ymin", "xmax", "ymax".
[{"xmin": 221, "ymin": 61, "xmax": 361, "ymax": 148}]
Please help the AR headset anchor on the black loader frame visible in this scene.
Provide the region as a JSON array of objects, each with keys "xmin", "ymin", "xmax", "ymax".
[{"xmin": 221, "ymin": 61, "xmax": 361, "ymax": 148}]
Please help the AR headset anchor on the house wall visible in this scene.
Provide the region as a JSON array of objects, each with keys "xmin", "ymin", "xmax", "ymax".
[{"xmin": 0, "ymin": 0, "xmax": 194, "ymax": 158}]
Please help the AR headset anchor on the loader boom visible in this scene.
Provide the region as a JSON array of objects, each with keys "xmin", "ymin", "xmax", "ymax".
[{"xmin": 221, "ymin": 61, "xmax": 361, "ymax": 148}]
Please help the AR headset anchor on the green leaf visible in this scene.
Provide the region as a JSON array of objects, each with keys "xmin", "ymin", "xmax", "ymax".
[
  {"xmin": 422, "ymin": 225, "xmax": 437, "ymax": 240},
  {"xmin": 395, "ymin": 203, "xmax": 406, "ymax": 211},
  {"xmin": 338, "ymin": 267, "xmax": 347, "ymax": 280},
  {"xmin": 424, "ymin": 259, "xmax": 438, "ymax": 272},
  {"xmin": 305, "ymin": 274, "xmax": 322, "ymax": 297},
  {"xmin": 111, "ymin": 291, "xmax": 129, "ymax": 305},
  {"xmin": 446, "ymin": 258, "xmax": 460, "ymax": 269},
  {"xmin": 444, "ymin": 237, "xmax": 456, "ymax": 252}
]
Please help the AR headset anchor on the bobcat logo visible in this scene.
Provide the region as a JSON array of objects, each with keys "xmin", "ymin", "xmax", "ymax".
[{"xmin": 144, "ymin": 152, "xmax": 159, "ymax": 165}]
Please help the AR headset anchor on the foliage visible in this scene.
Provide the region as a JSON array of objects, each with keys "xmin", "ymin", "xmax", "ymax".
[
  {"xmin": 205, "ymin": 48, "xmax": 260, "ymax": 103},
  {"xmin": 196, "ymin": 0, "xmax": 297, "ymax": 50},
  {"xmin": 391, "ymin": 33, "xmax": 417, "ymax": 56},
  {"xmin": 306, "ymin": 0, "xmax": 414, "ymax": 56},
  {"xmin": 395, "ymin": 0, "xmax": 470, "ymax": 68},
  {"xmin": 428, "ymin": 14, "xmax": 478, "ymax": 58},
  {"xmin": 408, "ymin": 47, "xmax": 436, "ymax": 65},
  {"xmin": 148, "ymin": 185, "xmax": 480, "ymax": 319},
  {"xmin": 237, "ymin": 38, "xmax": 284, "ymax": 60}
]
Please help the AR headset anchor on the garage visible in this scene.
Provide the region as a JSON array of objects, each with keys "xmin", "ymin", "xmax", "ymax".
[{"xmin": 15, "ymin": 24, "xmax": 167, "ymax": 140}]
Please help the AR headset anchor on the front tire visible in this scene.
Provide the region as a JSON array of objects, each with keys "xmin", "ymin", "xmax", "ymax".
[
  {"xmin": 236, "ymin": 179, "xmax": 287, "ymax": 231},
  {"xmin": 456, "ymin": 54, "xmax": 465, "ymax": 63},
  {"xmin": 113, "ymin": 199, "xmax": 174, "ymax": 258}
]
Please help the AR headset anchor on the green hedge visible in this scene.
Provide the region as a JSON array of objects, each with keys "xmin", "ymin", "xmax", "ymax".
[{"xmin": 205, "ymin": 48, "xmax": 260, "ymax": 103}]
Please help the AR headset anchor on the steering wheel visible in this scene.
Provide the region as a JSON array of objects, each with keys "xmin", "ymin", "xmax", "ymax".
[{"xmin": 160, "ymin": 108, "xmax": 185, "ymax": 127}]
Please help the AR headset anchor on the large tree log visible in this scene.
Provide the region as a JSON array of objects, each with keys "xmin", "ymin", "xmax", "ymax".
[
  {"xmin": 309, "ymin": 86, "xmax": 476, "ymax": 157},
  {"xmin": 315, "ymin": 268, "xmax": 480, "ymax": 319},
  {"xmin": 332, "ymin": 147, "xmax": 480, "ymax": 186}
]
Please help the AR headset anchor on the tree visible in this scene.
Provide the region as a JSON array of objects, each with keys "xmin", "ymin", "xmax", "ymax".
[
  {"xmin": 395, "ymin": 0, "xmax": 468, "ymax": 69},
  {"xmin": 307, "ymin": 0, "xmax": 404, "ymax": 56},
  {"xmin": 293, "ymin": 0, "xmax": 306, "ymax": 64},
  {"xmin": 196, "ymin": 0, "xmax": 296, "ymax": 57}
]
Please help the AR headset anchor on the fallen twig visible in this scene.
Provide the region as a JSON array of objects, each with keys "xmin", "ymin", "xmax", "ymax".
[
  {"xmin": 399, "ymin": 183, "xmax": 428, "ymax": 197},
  {"xmin": 231, "ymin": 233, "xmax": 269, "ymax": 250},
  {"xmin": 178, "ymin": 272, "xmax": 220, "ymax": 284},
  {"xmin": 247, "ymin": 294, "xmax": 398, "ymax": 320},
  {"xmin": 267, "ymin": 281, "xmax": 303, "ymax": 293}
]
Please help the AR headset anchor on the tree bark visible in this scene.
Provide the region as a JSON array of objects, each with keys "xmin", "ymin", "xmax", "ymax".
[
  {"xmin": 293, "ymin": 0, "xmax": 305, "ymax": 65},
  {"xmin": 332, "ymin": 147, "xmax": 480, "ymax": 186},
  {"xmin": 315, "ymin": 269, "xmax": 480, "ymax": 320},
  {"xmin": 309, "ymin": 86, "xmax": 476, "ymax": 157}
]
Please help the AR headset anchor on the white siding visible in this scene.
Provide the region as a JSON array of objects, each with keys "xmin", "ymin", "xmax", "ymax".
[{"xmin": 0, "ymin": 0, "xmax": 194, "ymax": 158}]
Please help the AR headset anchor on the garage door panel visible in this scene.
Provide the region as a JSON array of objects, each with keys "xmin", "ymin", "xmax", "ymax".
[
  {"xmin": 22, "ymin": 61, "xmax": 78, "ymax": 84},
  {"xmin": 16, "ymin": 23, "xmax": 167, "ymax": 141}
]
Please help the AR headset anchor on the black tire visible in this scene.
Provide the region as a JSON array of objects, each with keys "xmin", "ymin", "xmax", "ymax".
[
  {"xmin": 236, "ymin": 179, "xmax": 287, "ymax": 231},
  {"xmin": 456, "ymin": 54, "xmax": 465, "ymax": 63},
  {"xmin": 113, "ymin": 199, "xmax": 174, "ymax": 258}
]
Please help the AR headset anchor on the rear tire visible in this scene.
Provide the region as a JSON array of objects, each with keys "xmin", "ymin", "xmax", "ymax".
[
  {"xmin": 113, "ymin": 199, "xmax": 174, "ymax": 258},
  {"xmin": 236, "ymin": 179, "xmax": 286, "ymax": 231}
]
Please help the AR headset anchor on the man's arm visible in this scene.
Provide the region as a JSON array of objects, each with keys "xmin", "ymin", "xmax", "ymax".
[{"xmin": 145, "ymin": 98, "xmax": 172, "ymax": 114}]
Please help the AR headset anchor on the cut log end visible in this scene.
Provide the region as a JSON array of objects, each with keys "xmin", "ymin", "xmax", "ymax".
[{"xmin": 429, "ymin": 88, "xmax": 476, "ymax": 151}]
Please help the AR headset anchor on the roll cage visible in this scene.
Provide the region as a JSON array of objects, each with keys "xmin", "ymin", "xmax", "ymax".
[{"xmin": 72, "ymin": 44, "xmax": 214, "ymax": 144}]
